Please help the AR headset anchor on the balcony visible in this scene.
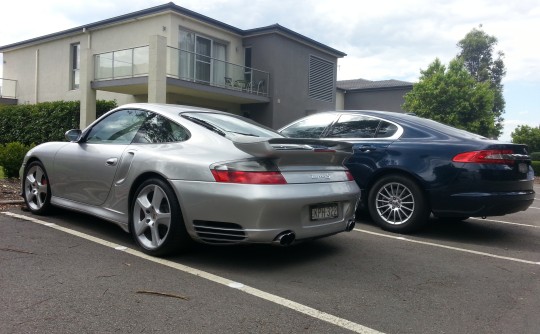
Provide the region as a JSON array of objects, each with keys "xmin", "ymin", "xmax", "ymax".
[
  {"xmin": 93, "ymin": 45, "xmax": 269, "ymax": 104},
  {"xmin": 0, "ymin": 78, "xmax": 17, "ymax": 105}
]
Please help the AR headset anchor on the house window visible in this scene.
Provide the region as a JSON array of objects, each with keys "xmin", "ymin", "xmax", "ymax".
[
  {"xmin": 244, "ymin": 47, "xmax": 252, "ymax": 82},
  {"xmin": 71, "ymin": 43, "xmax": 80, "ymax": 90},
  {"xmin": 308, "ymin": 55, "xmax": 335, "ymax": 102},
  {"xmin": 178, "ymin": 29, "xmax": 227, "ymax": 86}
]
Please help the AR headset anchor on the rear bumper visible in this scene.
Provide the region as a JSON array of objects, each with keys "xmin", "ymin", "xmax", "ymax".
[
  {"xmin": 169, "ymin": 180, "xmax": 361, "ymax": 244},
  {"xmin": 431, "ymin": 189, "xmax": 535, "ymax": 217}
]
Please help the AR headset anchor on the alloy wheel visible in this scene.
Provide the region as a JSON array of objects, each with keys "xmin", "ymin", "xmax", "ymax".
[
  {"xmin": 132, "ymin": 184, "xmax": 172, "ymax": 250},
  {"xmin": 374, "ymin": 182, "xmax": 415, "ymax": 225},
  {"xmin": 24, "ymin": 165, "xmax": 49, "ymax": 211}
]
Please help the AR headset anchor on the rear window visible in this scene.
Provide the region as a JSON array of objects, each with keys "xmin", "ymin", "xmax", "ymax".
[{"xmin": 182, "ymin": 112, "xmax": 280, "ymax": 138}]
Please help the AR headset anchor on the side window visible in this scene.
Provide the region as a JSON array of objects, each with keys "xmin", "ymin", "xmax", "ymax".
[
  {"xmin": 133, "ymin": 113, "xmax": 190, "ymax": 144},
  {"xmin": 376, "ymin": 121, "xmax": 399, "ymax": 138},
  {"xmin": 327, "ymin": 114, "xmax": 380, "ymax": 138},
  {"xmin": 86, "ymin": 109, "xmax": 148, "ymax": 144},
  {"xmin": 280, "ymin": 113, "xmax": 335, "ymax": 138}
]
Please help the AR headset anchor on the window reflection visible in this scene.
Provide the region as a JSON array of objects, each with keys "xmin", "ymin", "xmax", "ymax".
[
  {"xmin": 134, "ymin": 114, "xmax": 190, "ymax": 143},
  {"xmin": 327, "ymin": 115, "xmax": 380, "ymax": 138},
  {"xmin": 280, "ymin": 113, "xmax": 335, "ymax": 138}
]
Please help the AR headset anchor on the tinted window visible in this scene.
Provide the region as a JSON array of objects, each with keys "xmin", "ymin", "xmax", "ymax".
[
  {"xmin": 375, "ymin": 121, "xmax": 399, "ymax": 138},
  {"xmin": 327, "ymin": 114, "xmax": 380, "ymax": 138},
  {"xmin": 133, "ymin": 113, "xmax": 189, "ymax": 143},
  {"xmin": 280, "ymin": 113, "xmax": 335, "ymax": 138},
  {"xmin": 86, "ymin": 109, "xmax": 147, "ymax": 144}
]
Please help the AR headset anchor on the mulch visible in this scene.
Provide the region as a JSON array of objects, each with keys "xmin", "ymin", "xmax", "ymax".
[{"xmin": 0, "ymin": 178, "xmax": 24, "ymax": 211}]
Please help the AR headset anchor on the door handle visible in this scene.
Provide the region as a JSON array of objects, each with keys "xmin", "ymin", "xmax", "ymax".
[{"xmin": 106, "ymin": 158, "xmax": 118, "ymax": 166}]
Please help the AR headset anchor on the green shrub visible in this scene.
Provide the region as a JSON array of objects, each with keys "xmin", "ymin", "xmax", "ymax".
[
  {"xmin": 531, "ymin": 152, "xmax": 540, "ymax": 161},
  {"xmin": 532, "ymin": 161, "xmax": 540, "ymax": 176},
  {"xmin": 0, "ymin": 100, "xmax": 117, "ymax": 145},
  {"xmin": 0, "ymin": 142, "xmax": 34, "ymax": 178}
]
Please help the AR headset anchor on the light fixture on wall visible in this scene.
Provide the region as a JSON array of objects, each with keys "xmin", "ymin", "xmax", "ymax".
[{"xmin": 162, "ymin": 26, "xmax": 167, "ymax": 31}]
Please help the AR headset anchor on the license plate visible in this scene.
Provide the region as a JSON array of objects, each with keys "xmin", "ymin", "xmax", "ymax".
[{"xmin": 310, "ymin": 203, "xmax": 338, "ymax": 221}]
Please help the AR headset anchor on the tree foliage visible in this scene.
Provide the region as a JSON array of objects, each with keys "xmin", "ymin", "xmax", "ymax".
[
  {"xmin": 403, "ymin": 27, "xmax": 506, "ymax": 139},
  {"xmin": 403, "ymin": 58, "xmax": 495, "ymax": 136},
  {"xmin": 457, "ymin": 27, "xmax": 506, "ymax": 137},
  {"xmin": 511, "ymin": 125, "xmax": 540, "ymax": 153}
]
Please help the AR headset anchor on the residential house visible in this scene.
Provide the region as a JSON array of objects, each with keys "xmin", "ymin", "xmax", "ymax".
[
  {"xmin": 336, "ymin": 78, "xmax": 413, "ymax": 113},
  {"xmin": 0, "ymin": 2, "xmax": 345, "ymax": 129}
]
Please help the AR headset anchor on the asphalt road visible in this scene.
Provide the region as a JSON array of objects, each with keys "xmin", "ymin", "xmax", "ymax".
[{"xmin": 1, "ymin": 184, "xmax": 539, "ymax": 334}]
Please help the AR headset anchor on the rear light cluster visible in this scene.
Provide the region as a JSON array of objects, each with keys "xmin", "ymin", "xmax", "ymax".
[
  {"xmin": 452, "ymin": 150, "xmax": 514, "ymax": 165},
  {"xmin": 211, "ymin": 159, "xmax": 287, "ymax": 184}
]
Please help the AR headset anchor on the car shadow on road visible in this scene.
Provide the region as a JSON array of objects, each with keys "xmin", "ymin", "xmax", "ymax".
[{"xmin": 8, "ymin": 206, "xmax": 345, "ymax": 270}]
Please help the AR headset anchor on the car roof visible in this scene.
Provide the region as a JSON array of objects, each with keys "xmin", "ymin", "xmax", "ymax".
[{"xmin": 292, "ymin": 110, "xmax": 489, "ymax": 141}]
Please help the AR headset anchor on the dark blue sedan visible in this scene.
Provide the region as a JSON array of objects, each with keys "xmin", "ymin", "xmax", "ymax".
[{"xmin": 279, "ymin": 110, "xmax": 535, "ymax": 233}]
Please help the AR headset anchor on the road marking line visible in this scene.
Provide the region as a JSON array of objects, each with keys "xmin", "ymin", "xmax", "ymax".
[
  {"xmin": 1, "ymin": 212, "xmax": 383, "ymax": 334},
  {"xmin": 353, "ymin": 228, "xmax": 540, "ymax": 265},
  {"xmin": 528, "ymin": 206, "xmax": 540, "ymax": 210},
  {"xmin": 468, "ymin": 217, "xmax": 540, "ymax": 228}
]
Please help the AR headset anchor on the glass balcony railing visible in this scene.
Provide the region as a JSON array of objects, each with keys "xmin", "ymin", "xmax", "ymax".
[
  {"xmin": 166, "ymin": 46, "xmax": 269, "ymax": 96},
  {"xmin": 94, "ymin": 45, "xmax": 269, "ymax": 97},
  {"xmin": 0, "ymin": 78, "xmax": 17, "ymax": 99},
  {"xmin": 94, "ymin": 46, "xmax": 149, "ymax": 80}
]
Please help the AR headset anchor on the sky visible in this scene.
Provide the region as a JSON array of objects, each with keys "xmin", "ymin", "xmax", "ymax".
[{"xmin": 0, "ymin": 0, "xmax": 538, "ymax": 141}]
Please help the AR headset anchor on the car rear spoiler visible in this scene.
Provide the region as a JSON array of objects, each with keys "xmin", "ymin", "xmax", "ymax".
[{"xmin": 232, "ymin": 136, "xmax": 353, "ymax": 167}]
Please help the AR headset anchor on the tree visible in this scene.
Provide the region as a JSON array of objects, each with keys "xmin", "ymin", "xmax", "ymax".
[
  {"xmin": 403, "ymin": 58, "xmax": 496, "ymax": 137},
  {"xmin": 511, "ymin": 125, "xmax": 540, "ymax": 153},
  {"xmin": 457, "ymin": 27, "xmax": 506, "ymax": 138}
]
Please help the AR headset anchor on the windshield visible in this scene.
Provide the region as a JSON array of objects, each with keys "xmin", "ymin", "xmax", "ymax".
[{"xmin": 182, "ymin": 112, "xmax": 281, "ymax": 138}]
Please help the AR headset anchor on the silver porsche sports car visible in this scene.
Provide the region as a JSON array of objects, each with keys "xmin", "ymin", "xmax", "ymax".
[{"xmin": 21, "ymin": 103, "xmax": 360, "ymax": 256}]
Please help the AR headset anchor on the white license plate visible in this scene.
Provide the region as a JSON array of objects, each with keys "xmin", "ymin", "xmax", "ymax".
[{"xmin": 310, "ymin": 203, "xmax": 338, "ymax": 221}]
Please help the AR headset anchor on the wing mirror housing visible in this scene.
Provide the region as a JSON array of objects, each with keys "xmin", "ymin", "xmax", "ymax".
[{"xmin": 65, "ymin": 129, "xmax": 83, "ymax": 142}]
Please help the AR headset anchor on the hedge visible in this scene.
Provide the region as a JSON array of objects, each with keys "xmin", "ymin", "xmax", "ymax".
[
  {"xmin": 532, "ymin": 161, "xmax": 540, "ymax": 176},
  {"xmin": 531, "ymin": 152, "xmax": 540, "ymax": 161},
  {"xmin": 0, "ymin": 100, "xmax": 117, "ymax": 146},
  {"xmin": 0, "ymin": 142, "xmax": 35, "ymax": 178}
]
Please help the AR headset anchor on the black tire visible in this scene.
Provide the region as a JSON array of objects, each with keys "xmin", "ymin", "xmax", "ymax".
[
  {"xmin": 23, "ymin": 161, "xmax": 52, "ymax": 215},
  {"xmin": 368, "ymin": 174, "xmax": 429, "ymax": 233},
  {"xmin": 130, "ymin": 178, "xmax": 191, "ymax": 256}
]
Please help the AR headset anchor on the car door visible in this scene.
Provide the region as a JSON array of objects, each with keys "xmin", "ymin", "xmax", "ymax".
[
  {"xmin": 323, "ymin": 114, "xmax": 401, "ymax": 190},
  {"xmin": 53, "ymin": 109, "xmax": 148, "ymax": 206}
]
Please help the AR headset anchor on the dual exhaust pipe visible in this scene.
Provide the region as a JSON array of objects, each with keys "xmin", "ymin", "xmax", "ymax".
[{"xmin": 273, "ymin": 219, "xmax": 356, "ymax": 246}]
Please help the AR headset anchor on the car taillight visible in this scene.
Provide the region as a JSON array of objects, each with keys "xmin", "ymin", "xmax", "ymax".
[
  {"xmin": 211, "ymin": 170, "xmax": 286, "ymax": 184},
  {"xmin": 452, "ymin": 150, "xmax": 514, "ymax": 164},
  {"xmin": 210, "ymin": 159, "xmax": 287, "ymax": 184},
  {"xmin": 345, "ymin": 170, "xmax": 354, "ymax": 181}
]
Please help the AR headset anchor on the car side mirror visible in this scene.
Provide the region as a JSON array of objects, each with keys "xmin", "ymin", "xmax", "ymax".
[{"xmin": 65, "ymin": 129, "xmax": 83, "ymax": 142}]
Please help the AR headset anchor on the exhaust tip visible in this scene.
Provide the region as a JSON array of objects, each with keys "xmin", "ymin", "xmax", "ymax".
[
  {"xmin": 346, "ymin": 219, "xmax": 356, "ymax": 232},
  {"xmin": 273, "ymin": 231, "xmax": 296, "ymax": 246}
]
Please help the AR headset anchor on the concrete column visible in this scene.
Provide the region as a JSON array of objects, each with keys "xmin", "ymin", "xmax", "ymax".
[
  {"xmin": 80, "ymin": 47, "xmax": 96, "ymax": 129},
  {"xmin": 148, "ymin": 35, "xmax": 167, "ymax": 103}
]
